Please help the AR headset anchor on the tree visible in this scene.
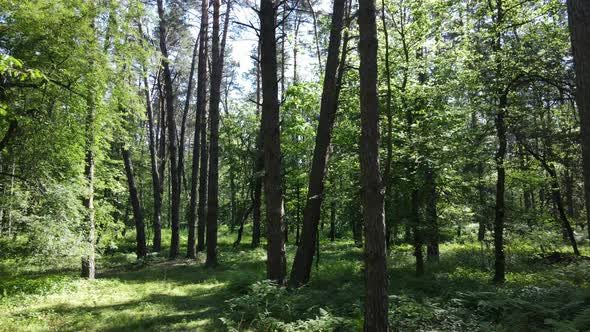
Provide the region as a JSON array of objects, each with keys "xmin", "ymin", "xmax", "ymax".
[
  {"xmin": 358, "ymin": 0, "xmax": 389, "ymax": 329},
  {"xmin": 206, "ymin": 0, "xmax": 231, "ymax": 267},
  {"xmin": 259, "ymin": 0, "xmax": 287, "ymax": 284},
  {"xmin": 188, "ymin": 0, "xmax": 209, "ymax": 259},
  {"xmin": 567, "ymin": 0, "xmax": 590, "ymax": 246},
  {"xmin": 290, "ymin": 0, "xmax": 346, "ymax": 288},
  {"xmin": 156, "ymin": 0, "xmax": 181, "ymax": 259},
  {"xmin": 122, "ymin": 146, "xmax": 147, "ymax": 258}
]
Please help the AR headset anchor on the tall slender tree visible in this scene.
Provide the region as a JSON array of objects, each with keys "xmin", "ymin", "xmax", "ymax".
[
  {"xmin": 259, "ymin": 0, "xmax": 287, "ymax": 284},
  {"xmin": 206, "ymin": 0, "xmax": 231, "ymax": 267},
  {"xmin": 188, "ymin": 0, "xmax": 209, "ymax": 258},
  {"xmin": 290, "ymin": 0, "xmax": 346, "ymax": 287},
  {"xmin": 156, "ymin": 0, "xmax": 181, "ymax": 259},
  {"xmin": 358, "ymin": 0, "xmax": 389, "ymax": 329},
  {"xmin": 122, "ymin": 146, "xmax": 147, "ymax": 258}
]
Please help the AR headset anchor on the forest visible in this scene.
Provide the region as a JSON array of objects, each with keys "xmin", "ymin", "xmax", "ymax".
[{"xmin": 1, "ymin": 0, "xmax": 590, "ymax": 330}]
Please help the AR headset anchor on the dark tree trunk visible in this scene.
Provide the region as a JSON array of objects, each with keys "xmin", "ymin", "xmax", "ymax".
[
  {"xmin": 251, "ymin": 40, "xmax": 263, "ymax": 249},
  {"xmin": 188, "ymin": 0, "xmax": 208, "ymax": 258},
  {"xmin": 197, "ymin": 83, "xmax": 209, "ymax": 253},
  {"xmin": 157, "ymin": 77, "xmax": 167, "ymax": 236},
  {"xmin": 290, "ymin": 0, "xmax": 346, "ymax": 287},
  {"xmin": 141, "ymin": 58, "xmax": 162, "ymax": 253},
  {"xmin": 178, "ymin": 38, "xmax": 199, "ymax": 195},
  {"xmin": 205, "ymin": 0, "xmax": 229, "ymax": 267},
  {"xmin": 522, "ymin": 144, "xmax": 580, "ymax": 256},
  {"xmin": 157, "ymin": 0, "xmax": 181, "ymax": 259},
  {"xmin": 567, "ymin": 0, "xmax": 590, "ymax": 245},
  {"xmin": 122, "ymin": 147, "xmax": 147, "ymax": 258},
  {"xmin": 358, "ymin": 0, "xmax": 389, "ymax": 329},
  {"xmin": 259, "ymin": 0, "xmax": 287, "ymax": 284}
]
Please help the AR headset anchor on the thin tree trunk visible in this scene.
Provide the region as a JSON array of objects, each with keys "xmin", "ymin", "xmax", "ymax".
[
  {"xmin": 567, "ymin": 0, "xmax": 590, "ymax": 246},
  {"xmin": 251, "ymin": 41, "xmax": 263, "ymax": 249},
  {"xmin": 381, "ymin": 0, "xmax": 394, "ymax": 248},
  {"xmin": 81, "ymin": 98, "xmax": 96, "ymax": 280},
  {"xmin": 157, "ymin": 0, "xmax": 181, "ymax": 259},
  {"xmin": 122, "ymin": 146, "xmax": 147, "ymax": 258},
  {"xmin": 358, "ymin": 0, "xmax": 389, "ymax": 328},
  {"xmin": 197, "ymin": 77, "xmax": 209, "ymax": 253},
  {"xmin": 178, "ymin": 38, "xmax": 200, "ymax": 197},
  {"xmin": 522, "ymin": 143, "xmax": 580, "ymax": 256},
  {"xmin": 144, "ymin": 71, "xmax": 162, "ymax": 253},
  {"xmin": 260, "ymin": 0, "xmax": 287, "ymax": 284},
  {"xmin": 188, "ymin": 0, "xmax": 209, "ymax": 258},
  {"xmin": 307, "ymin": 0, "xmax": 323, "ymax": 71},
  {"xmin": 290, "ymin": 0, "xmax": 346, "ymax": 287},
  {"xmin": 492, "ymin": 0, "xmax": 506, "ymax": 284},
  {"xmin": 493, "ymin": 96, "xmax": 507, "ymax": 284},
  {"xmin": 206, "ymin": 0, "xmax": 229, "ymax": 267}
]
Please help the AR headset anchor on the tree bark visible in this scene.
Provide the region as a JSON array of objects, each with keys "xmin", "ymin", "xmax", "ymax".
[
  {"xmin": 567, "ymin": 0, "xmax": 590, "ymax": 246},
  {"xmin": 260, "ymin": 0, "xmax": 287, "ymax": 284},
  {"xmin": 290, "ymin": 0, "xmax": 346, "ymax": 288},
  {"xmin": 381, "ymin": 0, "xmax": 394, "ymax": 249},
  {"xmin": 251, "ymin": 41, "xmax": 263, "ymax": 249},
  {"xmin": 188, "ymin": 0, "xmax": 209, "ymax": 258},
  {"xmin": 157, "ymin": 0, "xmax": 181, "ymax": 259},
  {"xmin": 358, "ymin": 0, "xmax": 389, "ymax": 329},
  {"xmin": 142, "ymin": 65, "xmax": 162, "ymax": 253},
  {"xmin": 122, "ymin": 146, "xmax": 147, "ymax": 258},
  {"xmin": 206, "ymin": 0, "xmax": 229, "ymax": 267},
  {"xmin": 178, "ymin": 39, "xmax": 199, "ymax": 191}
]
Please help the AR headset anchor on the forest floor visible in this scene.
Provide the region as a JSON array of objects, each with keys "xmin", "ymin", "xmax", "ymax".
[{"xmin": 1, "ymin": 229, "xmax": 590, "ymax": 331}]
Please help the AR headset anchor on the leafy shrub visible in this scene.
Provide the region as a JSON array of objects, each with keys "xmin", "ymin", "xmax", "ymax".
[{"xmin": 221, "ymin": 280, "xmax": 355, "ymax": 331}]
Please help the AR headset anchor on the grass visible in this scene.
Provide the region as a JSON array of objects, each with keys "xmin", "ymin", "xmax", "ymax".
[{"xmin": 1, "ymin": 228, "xmax": 590, "ymax": 331}]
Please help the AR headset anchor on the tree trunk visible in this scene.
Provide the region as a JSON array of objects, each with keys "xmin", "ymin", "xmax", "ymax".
[
  {"xmin": 522, "ymin": 143, "xmax": 580, "ymax": 256},
  {"xmin": 197, "ymin": 82, "xmax": 209, "ymax": 253},
  {"xmin": 290, "ymin": 0, "xmax": 346, "ymax": 287},
  {"xmin": 381, "ymin": 0, "xmax": 394, "ymax": 249},
  {"xmin": 157, "ymin": 0, "xmax": 181, "ymax": 259},
  {"xmin": 358, "ymin": 0, "xmax": 389, "ymax": 329},
  {"xmin": 122, "ymin": 146, "xmax": 147, "ymax": 258},
  {"xmin": 142, "ymin": 63, "xmax": 162, "ymax": 253},
  {"xmin": 492, "ymin": 0, "xmax": 507, "ymax": 284},
  {"xmin": 567, "ymin": 0, "xmax": 590, "ymax": 245},
  {"xmin": 81, "ymin": 98, "xmax": 96, "ymax": 280},
  {"xmin": 205, "ymin": 0, "xmax": 229, "ymax": 267},
  {"xmin": 178, "ymin": 39, "xmax": 199, "ymax": 196},
  {"xmin": 260, "ymin": 0, "xmax": 287, "ymax": 284},
  {"xmin": 493, "ymin": 99, "xmax": 507, "ymax": 284},
  {"xmin": 251, "ymin": 41, "xmax": 263, "ymax": 249},
  {"xmin": 157, "ymin": 76, "xmax": 167, "ymax": 237},
  {"xmin": 187, "ymin": 0, "xmax": 208, "ymax": 258}
]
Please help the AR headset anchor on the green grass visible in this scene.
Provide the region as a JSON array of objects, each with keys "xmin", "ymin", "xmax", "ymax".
[{"xmin": 1, "ymin": 228, "xmax": 589, "ymax": 331}]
